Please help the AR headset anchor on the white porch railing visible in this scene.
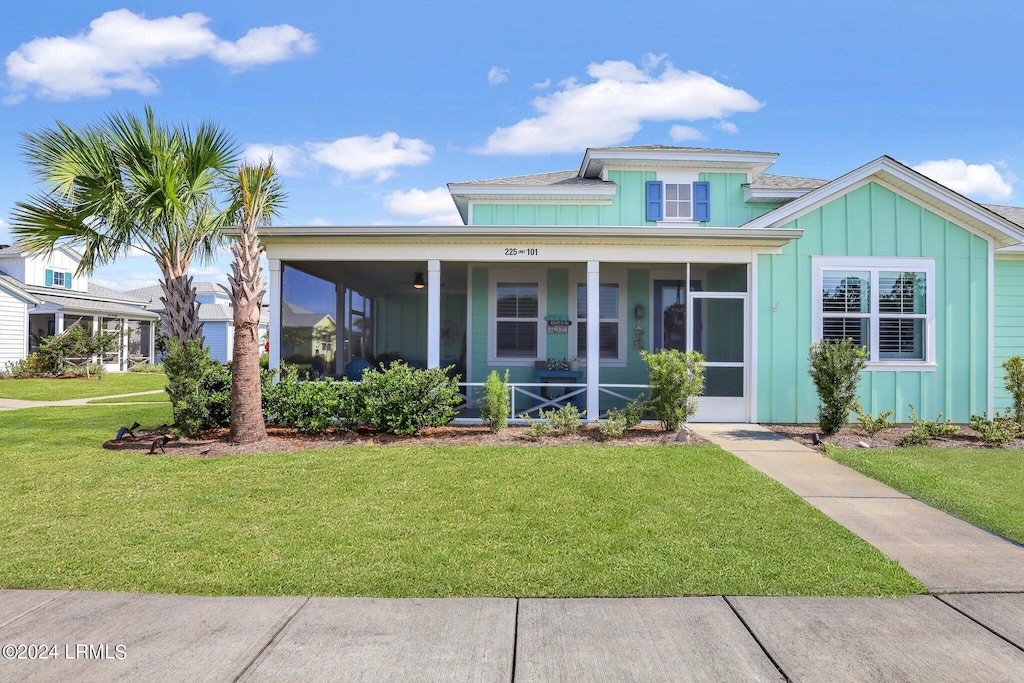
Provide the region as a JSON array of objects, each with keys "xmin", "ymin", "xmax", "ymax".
[{"xmin": 456, "ymin": 382, "xmax": 649, "ymax": 420}]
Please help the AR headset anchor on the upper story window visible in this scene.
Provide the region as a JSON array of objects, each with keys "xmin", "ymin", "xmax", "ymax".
[
  {"xmin": 45, "ymin": 268, "xmax": 72, "ymax": 289},
  {"xmin": 812, "ymin": 257, "xmax": 935, "ymax": 369},
  {"xmin": 646, "ymin": 180, "xmax": 710, "ymax": 223}
]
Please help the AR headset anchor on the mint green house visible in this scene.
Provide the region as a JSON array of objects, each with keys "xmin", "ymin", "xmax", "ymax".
[{"xmin": 259, "ymin": 146, "xmax": 1024, "ymax": 423}]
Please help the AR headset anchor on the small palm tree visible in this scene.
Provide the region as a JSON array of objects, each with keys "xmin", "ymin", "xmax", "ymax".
[
  {"xmin": 11, "ymin": 106, "xmax": 236, "ymax": 346},
  {"xmin": 226, "ymin": 162, "xmax": 285, "ymax": 444}
]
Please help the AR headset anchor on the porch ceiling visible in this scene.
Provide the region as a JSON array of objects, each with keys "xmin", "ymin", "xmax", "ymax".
[{"xmin": 287, "ymin": 260, "xmax": 469, "ymax": 296}]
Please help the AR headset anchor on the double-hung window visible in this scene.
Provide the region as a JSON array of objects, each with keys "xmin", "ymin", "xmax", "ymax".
[
  {"xmin": 664, "ymin": 184, "xmax": 692, "ymax": 220},
  {"xmin": 575, "ymin": 283, "xmax": 620, "ymax": 360},
  {"xmin": 813, "ymin": 257, "xmax": 934, "ymax": 368},
  {"xmin": 495, "ymin": 282, "xmax": 540, "ymax": 359}
]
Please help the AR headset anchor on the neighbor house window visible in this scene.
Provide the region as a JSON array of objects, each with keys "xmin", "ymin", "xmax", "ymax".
[
  {"xmin": 495, "ymin": 282, "xmax": 539, "ymax": 359},
  {"xmin": 813, "ymin": 257, "xmax": 934, "ymax": 367},
  {"xmin": 575, "ymin": 283, "xmax": 620, "ymax": 360}
]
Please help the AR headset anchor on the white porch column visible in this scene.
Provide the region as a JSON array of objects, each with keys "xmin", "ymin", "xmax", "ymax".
[
  {"xmin": 55, "ymin": 312, "xmax": 65, "ymax": 335},
  {"xmin": 268, "ymin": 259, "xmax": 282, "ymax": 371},
  {"xmin": 427, "ymin": 259, "xmax": 441, "ymax": 369},
  {"xmin": 91, "ymin": 316, "xmax": 100, "ymax": 365},
  {"xmin": 120, "ymin": 317, "xmax": 129, "ymax": 370},
  {"xmin": 586, "ymin": 260, "xmax": 600, "ymax": 421},
  {"xmin": 148, "ymin": 321, "xmax": 155, "ymax": 363}
]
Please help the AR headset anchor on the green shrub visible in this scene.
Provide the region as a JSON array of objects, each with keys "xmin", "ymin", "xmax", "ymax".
[
  {"xmin": 605, "ymin": 393, "xmax": 646, "ymax": 431},
  {"xmin": 641, "ymin": 350, "xmax": 705, "ymax": 431},
  {"xmin": 908, "ymin": 404, "xmax": 960, "ymax": 438},
  {"xmin": 1003, "ymin": 355, "xmax": 1024, "ymax": 424},
  {"xmin": 38, "ymin": 324, "xmax": 119, "ymax": 378},
  {"xmin": 969, "ymin": 411, "xmax": 1021, "ymax": 446},
  {"xmin": 521, "ymin": 413, "xmax": 554, "ymax": 438},
  {"xmin": 807, "ymin": 339, "xmax": 868, "ymax": 435},
  {"xmin": 3, "ymin": 354, "xmax": 51, "ymax": 378},
  {"xmin": 163, "ymin": 340, "xmax": 231, "ymax": 438},
  {"xmin": 264, "ymin": 365, "xmax": 349, "ymax": 435},
  {"xmin": 896, "ymin": 424, "xmax": 930, "ymax": 447},
  {"xmin": 856, "ymin": 408, "xmax": 896, "ymax": 435},
  {"xmin": 129, "ymin": 363, "xmax": 164, "ymax": 373},
  {"xmin": 349, "ymin": 362, "xmax": 461, "ymax": 435},
  {"xmin": 599, "ymin": 413, "xmax": 627, "ymax": 439},
  {"xmin": 542, "ymin": 404, "xmax": 583, "ymax": 433},
  {"xmin": 480, "ymin": 370, "xmax": 510, "ymax": 432}
]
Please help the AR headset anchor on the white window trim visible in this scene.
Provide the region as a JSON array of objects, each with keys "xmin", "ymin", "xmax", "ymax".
[
  {"xmin": 812, "ymin": 256, "xmax": 936, "ymax": 371},
  {"xmin": 655, "ymin": 171, "xmax": 700, "ymax": 226},
  {"xmin": 487, "ymin": 267, "xmax": 547, "ymax": 365},
  {"xmin": 568, "ymin": 274, "xmax": 628, "ymax": 367}
]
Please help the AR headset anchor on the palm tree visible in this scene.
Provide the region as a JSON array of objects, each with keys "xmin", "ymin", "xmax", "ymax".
[
  {"xmin": 11, "ymin": 106, "xmax": 236, "ymax": 346},
  {"xmin": 226, "ymin": 162, "xmax": 285, "ymax": 444}
]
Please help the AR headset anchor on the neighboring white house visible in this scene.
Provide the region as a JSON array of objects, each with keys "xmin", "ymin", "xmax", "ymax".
[
  {"xmin": 0, "ymin": 244, "xmax": 158, "ymax": 372},
  {"xmin": 127, "ymin": 282, "xmax": 268, "ymax": 364}
]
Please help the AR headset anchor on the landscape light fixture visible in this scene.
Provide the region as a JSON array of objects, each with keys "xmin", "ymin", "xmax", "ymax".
[{"xmin": 413, "ymin": 272, "xmax": 426, "ymax": 289}]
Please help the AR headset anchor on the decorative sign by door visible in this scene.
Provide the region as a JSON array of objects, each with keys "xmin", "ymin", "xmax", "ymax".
[{"xmin": 545, "ymin": 315, "xmax": 572, "ymax": 334}]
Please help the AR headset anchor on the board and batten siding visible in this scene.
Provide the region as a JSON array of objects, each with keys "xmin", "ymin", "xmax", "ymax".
[
  {"xmin": 758, "ymin": 182, "xmax": 990, "ymax": 423},
  {"xmin": 201, "ymin": 321, "xmax": 230, "ymax": 364},
  {"xmin": 993, "ymin": 258, "xmax": 1024, "ymax": 412},
  {"xmin": 471, "ymin": 171, "xmax": 781, "ymax": 228},
  {"xmin": 0, "ymin": 286, "xmax": 27, "ymax": 366}
]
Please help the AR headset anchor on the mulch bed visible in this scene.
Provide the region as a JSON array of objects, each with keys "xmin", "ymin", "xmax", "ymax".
[
  {"xmin": 765, "ymin": 423, "xmax": 1024, "ymax": 451},
  {"xmin": 104, "ymin": 423, "xmax": 708, "ymax": 457}
]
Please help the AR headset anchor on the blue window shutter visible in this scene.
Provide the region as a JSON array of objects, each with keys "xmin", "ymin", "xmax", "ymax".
[
  {"xmin": 693, "ymin": 181, "xmax": 710, "ymax": 222},
  {"xmin": 64, "ymin": 272, "xmax": 73, "ymax": 289},
  {"xmin": 645, "ymin": 181, "xmax": 664, "ymax": 221},
  {"xmin": 45, "ymin": 269, "xmax": 53, "ymax": 286}
]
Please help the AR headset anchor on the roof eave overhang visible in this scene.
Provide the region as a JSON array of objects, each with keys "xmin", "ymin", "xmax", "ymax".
[
  {"xmin": 246, "ymin": 225, "xmax": 803, "ymax": 249},
  {"xmin": 446, "ymin": 184, "xmax": 618, "ymax": 224},
  {"xmin": 743, "ymin": 157, "xmax": 1024, "ymax": 248},
  {"xmin": 0, "ymin": 279, "xmax": 37, "ymax": 304},
  {"xmin": 580, "ymin": 148, "xmax": 779, "ymax": 179},
  {"xmin": 742, "ymin": 186, "xmax": 812, "ymax": 203}
]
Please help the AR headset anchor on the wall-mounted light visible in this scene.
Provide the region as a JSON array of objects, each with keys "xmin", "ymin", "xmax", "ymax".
[
  {"xmin": 634, "ymin": 303, "xmax": 646, "ymax": 321},
  {"xmin": 413, "ymin": 272, "xmax": 426, "ymax": 289}
]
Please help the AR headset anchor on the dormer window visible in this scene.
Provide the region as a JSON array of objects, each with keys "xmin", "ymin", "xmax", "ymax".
[
  {"xmin": 645, "ymin": 180, "xmax": 711, "ymax": 223},
  {"xmin": 665, "ymin": 183, "xmax": 692, "ymax": 220},
  {"xmin": 45, "ymin": 268, "xmax": 72, "ymax": 289}
]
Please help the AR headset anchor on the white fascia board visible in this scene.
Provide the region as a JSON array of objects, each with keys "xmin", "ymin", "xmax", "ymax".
[
  {"xmin": 580, "ymin": 148, "xmax": 778, "ymax": 178},
  {"xmin": 744, "ymin": 156, "xmax": 1024, "ymax": 247},
  {"xmin": 0, "ymin": 278, "xmax": 37, "ymax": 304},
  {"xmin": 742, "ymin": 186, "xmax": 810, "ymax": 203}
]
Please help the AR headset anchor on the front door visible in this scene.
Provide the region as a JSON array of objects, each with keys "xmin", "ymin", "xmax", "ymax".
[{"xmin": 687, "ymin": 292, "xmax": 748, "ymax": 422}]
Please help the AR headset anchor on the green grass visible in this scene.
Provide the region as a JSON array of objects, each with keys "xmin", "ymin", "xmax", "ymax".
[
  {"xmin": 88, "ymin": 392, "xmax": 168, "ymax": 404},
  {"xmin": 829, "ymin": 447, "xmax": 1024, "ymax": 544},
  {"xmin": 0, "ymin": 404, "xmax": 923, "ymax": 598},
  {"xmin": 0, "ymin": 373, "xmax": 166, "ymax": 401}
]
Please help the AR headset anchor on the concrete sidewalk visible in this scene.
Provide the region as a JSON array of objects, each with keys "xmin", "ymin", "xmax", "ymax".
[
  {"xmin": 2, "ymin": 590, "xmax": 1024, "ymax": 681},
  {"xmin": 0, "ymin": 390, "xmax": 165, "ymax": 411},
  {"xmin": 690, "ymin": 423, "xmax": 1024, "ymax": 592}
]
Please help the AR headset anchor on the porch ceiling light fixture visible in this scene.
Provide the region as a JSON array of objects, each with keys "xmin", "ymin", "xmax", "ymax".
[{"xmin": 413, "ymin": 272, "xmax": 426, "ymax": 289}]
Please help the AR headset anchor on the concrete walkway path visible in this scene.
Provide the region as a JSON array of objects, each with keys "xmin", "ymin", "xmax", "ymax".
[
  {"xmin": 0, "ymin": 390, "xmax": 164, "ymax": 411},
  {"xmin": 690, "ymin": 423, "xmax": 1024, "ymax": 592},
  {"xmin": 3, "ymin": 589, "xmax": 1024, "ymax": 681}
]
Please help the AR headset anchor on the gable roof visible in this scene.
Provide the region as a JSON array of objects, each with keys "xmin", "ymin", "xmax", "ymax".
[
  {"xmin": 126, "ymin": 282, "xmax": 229, "ymax": 311},
  {"xmin": 0, "ymin": 242, "xmax": 83, "ymax": 263},
  {"xmin": 743, "ymin": 156, "xmax": 1024, "ymax": 248},
  {"xmin": 747, "ymin": 173, "xmax": 829, "ymax": 191},
  {"xmin": 580, "ymin": 145, "xmax": 778, "ymax": 178},
  {"xmin": 0, "ymin": 272, "xmax": 38, "ymax": 304}
]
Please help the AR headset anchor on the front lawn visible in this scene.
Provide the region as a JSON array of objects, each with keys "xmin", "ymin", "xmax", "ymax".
[
  {"xmin": 88, "ymin": 392, "xmax": 169, "ymax": 404},
  {"xmin": 828, "ymin": 447, "xmax": 1024, "ymax": 544},
  {"xmin": 0, "ymin": 405, "xmax": 923, "ymax": 597},
  {"xmin": 0, "ymin": 372, "xmax": 166, "ymax": 400}
]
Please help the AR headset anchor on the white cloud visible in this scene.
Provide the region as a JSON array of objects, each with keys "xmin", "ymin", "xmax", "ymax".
[
  {"xmin": 669, "ymin": 125, "xmax": 705, "ymax": 142},
  {"xmin": 715, "ymin": 121, "xmax": 739, "ymax": 134},
  {"xmin": 533, "ymin": 78, "xmax": 551, "ymax": 89},
  {"xmin": 474, "ymin": 55, "xmax": 762, "ymax": 154},
  {"xmin": 912, "ymin": 159, "xmax": 1015, "ymax": 201},
  {"xmin": 5, "ymin": 9, "xmax": 315, "ymax": 101},
  {"xmin": 308, "ymin": 217, "xmax": 332, "ymax": 226},
  {"xmin": 488, "ymin": 66, "xmax": 510, "ymax": 85},
  {"xmin": 307, "ymin": 132, "xmax": 433, "ymax": 182},
  {"xmin": 384, "ymin": 187, "xmax": 463, "ymax": 225},
  {"xmin": 241, "ymin": 143, "xmax": 306, "ymax": 176}
]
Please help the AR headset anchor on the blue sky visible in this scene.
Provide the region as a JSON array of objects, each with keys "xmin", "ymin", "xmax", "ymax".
[{"xmin": 0, "ymin": 1, "xmax": 1021, "ymax": 290}]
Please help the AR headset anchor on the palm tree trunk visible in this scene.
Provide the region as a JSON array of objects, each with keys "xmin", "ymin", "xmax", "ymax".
[
  {"xmin": 228, "ymin": 229, "xmax": 267, "ymax": 444},
  {"xmin": 158, "ymin": 267, "xmax": 204, "ymax": 344}
]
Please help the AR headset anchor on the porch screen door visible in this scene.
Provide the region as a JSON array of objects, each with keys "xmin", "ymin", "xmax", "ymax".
[{"xmin": 687, "ymin": 292, "xmax": 747, "ymax": 422}]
